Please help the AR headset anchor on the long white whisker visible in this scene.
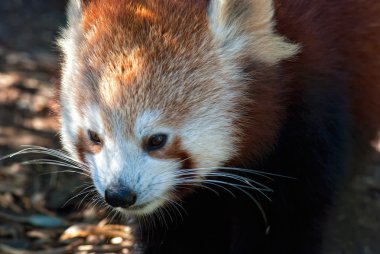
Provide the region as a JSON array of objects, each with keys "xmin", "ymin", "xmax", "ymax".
[
  {"xmin": 77, "ymin": 189, "xmax": 98, "ymax": 209},
  {"xmin": 22, "ymin": 159, "xmax": 83, "ymax": 170},
  {"xmin": 3, "ymin": 145, "xmax": 87, "ymax": 169},
  {"xmin": 173, "ymin": 171, "xmax": 273, "ymax": 192},
  {"xmin": 150, "ymin": 193, "xmax": 186, "ymax": 222},
  {"xmin": 62, "ymin": 185, "xmax": 95, "ymax": 208},
  {"xmin": 177, "ymin": 182, "xmax": 220, "ymax": 196},
  {"xmin": 175, "ymin": 156, "xmax": 193, "ymax": 165},
  {"xmin": 38, "ymin": 170, "xmax": 90, "ymax": 178},
  {"xmin": 178, "ymin": 166, "xmax": 295, "ymax": 179},
  {"xmin": 175, "ymin": 178, "xmax": 268, "ymax": 225}
]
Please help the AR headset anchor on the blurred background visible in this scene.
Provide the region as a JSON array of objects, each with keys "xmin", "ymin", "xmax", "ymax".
[
  {"xmin": 0, "ymin": 0, "xmax": 379, "ymax": 253},
  {"xmin": 0, "ymin": 1, "xmax": 133, "ymax": 253}
]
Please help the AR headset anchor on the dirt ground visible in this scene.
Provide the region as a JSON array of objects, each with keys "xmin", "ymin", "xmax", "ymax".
[{"xmin": 0, "ymin": 1, "xmax": 379, "ymax": 253}]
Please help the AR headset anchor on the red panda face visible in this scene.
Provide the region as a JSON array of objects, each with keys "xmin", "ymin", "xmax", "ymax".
[
  {"xmin": 68, "ymin": 103, "xmax": 239, "ymax": 214},
  {"xmin": 58, "ymin": 0, "xmax": 297, "ymax": 215}
]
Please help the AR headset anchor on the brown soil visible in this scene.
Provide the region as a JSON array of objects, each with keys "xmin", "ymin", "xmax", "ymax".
[{"xmin": 0, "ymin": 1, "xmax": 379, "ymax": 253}]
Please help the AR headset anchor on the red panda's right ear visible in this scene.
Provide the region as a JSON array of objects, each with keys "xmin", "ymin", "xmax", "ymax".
[{"xmin": 208, "ymin": 0, "xmax": 299, "ymax": 65}]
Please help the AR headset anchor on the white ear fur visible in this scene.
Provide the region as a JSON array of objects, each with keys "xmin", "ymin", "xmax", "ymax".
[
  {"xmin": 66, "ymin": 0, "xmax": 83, "ymax": 24},
  {"xmin": 208, "ymin": 0, "xmax": 299, "ymax": 65},
  {"xmin": 57, "ymin": 0, "xmax": 84, "ymax": 57}
]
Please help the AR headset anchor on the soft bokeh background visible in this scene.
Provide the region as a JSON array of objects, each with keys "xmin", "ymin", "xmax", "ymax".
[
  {"xmin": 0, "ymin": 0, "xmax": 379, "ymax": 253},
  {"xmin": 0, "ymin": 1, "xmax": 133, "ymax": 253}
]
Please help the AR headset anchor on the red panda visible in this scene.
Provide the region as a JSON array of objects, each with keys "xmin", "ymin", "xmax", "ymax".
[{"xmin": 57, "ymin": 0, "xmax": 380, "ymax": 253}]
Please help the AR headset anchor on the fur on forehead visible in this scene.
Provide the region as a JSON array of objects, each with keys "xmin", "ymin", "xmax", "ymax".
[
  {"xmin": 59, "ymin": 0, "xmax": 299, "ymax": 100},
  {"xmin": 63, "ymin": 0, "xmax": 298, "ymax": 66},
  {"xmin": 62, "ymin": 0, "xmax": 247, "ymax": 122},
  {"xmin": 59, "ymin": 0, "xmax": 299, "ymax": 136}
]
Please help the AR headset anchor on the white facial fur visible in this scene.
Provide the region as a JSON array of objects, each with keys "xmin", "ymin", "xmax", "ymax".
[
  {"xmin": 68, "ymin": 100, "xmax": 239, "ymax": 216},
  {"xmin": 84, "ymin": 109, "xmax": 181, "ymax": 215}
]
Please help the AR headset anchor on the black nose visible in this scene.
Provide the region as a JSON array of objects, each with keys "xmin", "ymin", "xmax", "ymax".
[{"xmin": 104, "ymin": 186, "xmax": 137, "ymax": 208}]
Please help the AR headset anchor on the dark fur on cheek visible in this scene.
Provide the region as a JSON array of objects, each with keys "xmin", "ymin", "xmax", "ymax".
[
  {"xmin": 148, "ymin": 136, "xmax": 198, "ymax": 198},
  {"xmin": 148, "ymin": 137, "xmax": 193, "ymax": 167},
  {"xmin": 76, "ymin": 129, "xmax": 102, "ymax": 163}
]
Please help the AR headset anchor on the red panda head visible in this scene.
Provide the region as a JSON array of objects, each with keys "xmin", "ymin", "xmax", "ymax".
[{"xmin": 58, "ymin": 0, "xmax": 298, "ymax": 215}]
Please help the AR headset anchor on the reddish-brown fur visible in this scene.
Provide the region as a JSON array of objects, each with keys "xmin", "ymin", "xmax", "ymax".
[
  {"xmin": 231, "ymin": 0, "xmax": 380, "ymax": 166},
  {"xmin": 148, "ymin": 136, "xmax": 194, "ymax": 168},
  {"xmin": 274, "ymin": 0, "xmax": 380, "ymax": 144},
  {"xmin": 76, "ymin": 129, "xmax": 102, "ymax": 162}
]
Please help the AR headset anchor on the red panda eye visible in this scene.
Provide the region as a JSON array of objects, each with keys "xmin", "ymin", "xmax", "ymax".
[
  {"xmin": 88, "ymin": 130, "xmax": 102, "ymax": 145},
  {"xmin": 146, "ymin": 134, "xmax": 167, "ymax": 151}
]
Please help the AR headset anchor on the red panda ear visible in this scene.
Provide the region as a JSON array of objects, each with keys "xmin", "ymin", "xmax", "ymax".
[
  {"xmin": 208, "ymin": 0, "xmax": 299, "ymax": 65},
  {"xmin": 65, "ymin": 0, "xmax": 84, "ymax": 24},
  {"xmin": 66, "ymin": 0, "xmax": 95, "ymax": 24}
]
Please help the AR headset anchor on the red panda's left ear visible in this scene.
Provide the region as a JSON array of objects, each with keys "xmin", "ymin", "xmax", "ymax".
[
  {"xmin": 64, "ymin": 0, "xmax": 93, "ymax": 23},
  {"xmin": 57, "ymin": 0, "xmax": 84, "ymax": 62},
  {"xmin": 64, "ymin": 0, "xmax": 84, "ymax": 25},
  {"xmin": 208, "ymin": 0, "xmax": 299, "ymax": 65}
]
